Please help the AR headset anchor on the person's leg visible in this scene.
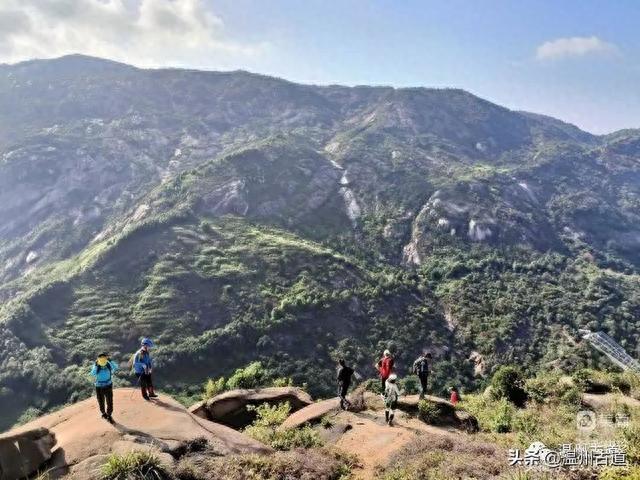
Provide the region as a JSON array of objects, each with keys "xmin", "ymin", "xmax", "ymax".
[
  {"xmin": 419, "ymin": 375, "xmax": 428, "ymax": 398},
  {"xmin": 139, "ymin": 374, "xmax": 149, "ymax": 399},
  {"xmin": 105, "ymin": 385, "xmax": 114, "ymax": 418},
  {"xmin": 340, "ymin": 384, "xmax": 350, "ymax": 409},
  {"xmin": 389, "ymin": 402, "xmax": 398, "ymax": 426},
  {"xmin": 147, "ymin": 374, "xmax": 157, "ymax": 397},
  {"xmin": 385, "ymin": 408, "xmax": 390, "ymax": 423},
  {"xmin": 96, "ymin": 387, "xmax": 106, "ymax": 416},
  {"xmin": 381, "ymin": 377, "xmax": 386, "ymax": 392}
]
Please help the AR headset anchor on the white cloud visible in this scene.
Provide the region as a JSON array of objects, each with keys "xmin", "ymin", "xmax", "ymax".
[
  {"xmin": 0, "ymin": 0, "xmax": 269, "ymax": 68},
  {"xmin": 535, "ymin": 36, "xmax": 618, "ymax": 61}
]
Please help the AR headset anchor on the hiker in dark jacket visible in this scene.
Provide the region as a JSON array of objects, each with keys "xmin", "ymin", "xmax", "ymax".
[
  {"xmin": 90, "ymin": 353, "xmax": 118, "ymax": 423},
  {"xmin": 412, "ymin": 351, "xmax": 432, "ymax": 399},
  {"xmin": 337, "ymin": 359, "xmax": 354, "ymax": 410}
]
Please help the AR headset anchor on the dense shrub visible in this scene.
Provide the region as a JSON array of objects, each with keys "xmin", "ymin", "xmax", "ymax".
[
  {"xmin": 417, "ymin": 400, "xmax": 447, "ymax": 425},
  {"xmin": 525, "ymin": 371, "xmax": 581, "ymax": 406},
  {"xmin": 462, "ymin": 394, "xmax": 515, "ymax": 433},
  {"xmin": 202, "ymin": 363, "xmax": 294, "ymax": 400},
  {"xmin": 490, "ymin": 365, "xmax": 528, "ymax": 407},
  {"xmin": 572, "ymin": 368, "xmax": 614, "ymax": 393},
  {"xmin": 243, "ymin": 402, "xmax": 323, "ymax": 451}
]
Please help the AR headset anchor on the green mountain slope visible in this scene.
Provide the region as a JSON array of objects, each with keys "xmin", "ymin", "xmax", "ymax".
[{"xmin": 1, "ymin": 55, "xmax": 639, "ymax": 429}]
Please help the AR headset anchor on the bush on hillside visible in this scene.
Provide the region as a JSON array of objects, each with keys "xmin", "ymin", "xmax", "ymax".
[
  {"xmin": 227, "ymin": 361, "xmax": 267, "ymax": 390},
  {"xmin": 572, "ymin": 368, "xmax": 616, "ymax": 394},
  {"xmin": 203, "ymin": 377, "xmax": 226, "ymax": 399},
  {"xmin": 490, "ymin": 365, "xmax": 528, "ymax": 407},
  {"xmin": 101, "ymin": 451, "xmax": 170, "ymax": 480},
  {"xmin": 243, "ymin": 402, "xmax": 322, "ymax": 451},
  {"xmin": 462, "ymin": 394, "xmax": 515, "ymax": 433},
  {"xmin": 202, "ymin": 363, "xmax": 295, "ymax": 400},
  {"xmin": 619, "ymin": 423, "xmax": 640, "ymax": 466},
  {"xmin": 363, "ymin": 378, "xmax": 383, "ymax": 395},
  {"xmin": 525, "ymin": 371, "xmax": 581, "ymax": 406},
  {"xmin": 417, "ymin": 400, "xmax": 447, "ymax": 425},
  {"xmin": 399, "ymin": 376, "xmax": 420, "ymax": 395}
]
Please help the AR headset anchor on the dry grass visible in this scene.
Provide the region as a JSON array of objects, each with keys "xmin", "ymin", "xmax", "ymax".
[{"xmin": 174, "ymin": 448, "xmax": 352, "ymax": 480}]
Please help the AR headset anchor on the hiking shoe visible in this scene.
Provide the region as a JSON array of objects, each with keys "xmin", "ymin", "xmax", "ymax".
[
  {"xmin": 106, "ymin": 415, "xmax": 114, "ymax": 424},
  {"xmin": 142, "ymin": 395, "xmax": 150, "ymax": 401},
  {"xmin": 101, "ymin": 413, "xmax": 108, "ymax": 419},
  {"xmin": 149, "ymin": 393, "xmax": 158, "ymax": 398}
]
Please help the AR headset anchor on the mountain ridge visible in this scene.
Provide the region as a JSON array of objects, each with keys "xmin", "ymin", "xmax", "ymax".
[{"xmin": 1, "ymin": 54, "xmax": 639, "ymax": 430}]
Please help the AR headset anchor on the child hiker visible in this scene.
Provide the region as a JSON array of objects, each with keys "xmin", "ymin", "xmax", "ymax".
[
  {"xmin": 384, "ymin": 373, "xmax": 400, "ymax": 426},
  {"xmin": 91, "ymin": 353, "xmax": 118, "ymax": 423},
  {"xmin": 449, "ymin": 386, "xmax": 460, "ymax": 406}
]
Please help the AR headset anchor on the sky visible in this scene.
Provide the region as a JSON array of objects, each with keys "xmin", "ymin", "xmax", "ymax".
[{"xmin": 0, "ymin": 0, "xmax": 638, "ymax": 134}]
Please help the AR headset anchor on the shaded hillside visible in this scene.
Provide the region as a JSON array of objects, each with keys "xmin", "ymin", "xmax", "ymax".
[{"xmin": 1, "ymin": 55, "xmax": 640, "ymax": 429}]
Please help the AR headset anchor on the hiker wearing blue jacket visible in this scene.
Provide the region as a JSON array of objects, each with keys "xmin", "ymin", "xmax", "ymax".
[
  {"xmin": 90, "ymin": 353, "xmax": 118, "ymax": 423},
  {"xmin": 133, "ymin": 338, "xmax": 157, "ymax": 400}
]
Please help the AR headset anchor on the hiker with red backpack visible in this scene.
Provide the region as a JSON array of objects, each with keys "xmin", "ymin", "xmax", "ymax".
[
  {"xmin": 90, "ymin": 353, "xmax": 118, "ymax": 423},
  {"xmin": 376, "ymin": 349, "xmax": 394, "ymax": 392},
  {"xmin": 133, "ymin": 338, "xmax": 158, "ymax": 400}
]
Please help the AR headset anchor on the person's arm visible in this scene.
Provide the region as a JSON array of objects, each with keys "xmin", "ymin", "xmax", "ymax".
[
  {"xmin": 90, "ymin": 364, "xmax": 97, "ymax": 376},
  {"xmin": 109, "ymin": 360, "xmax": 118, "ymax": 372}
]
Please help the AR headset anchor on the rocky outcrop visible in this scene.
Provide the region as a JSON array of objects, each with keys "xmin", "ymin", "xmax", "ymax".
[
  {"xmin": 362, "ymin": 392, "xmax": 478, "ymax": 433},
  {"xmin": 279, "ymin": 398, "xmax": 341, "ymax": 430},
  {"xmin": 400, "ymin": 395, "xmax": 479, "ymax": 433},
  {"xmin": 5, "ymin": 388, "xmax": 269, "ymax": 479},
  {"xmin": 189, "ymin": 387, "xmax": 313, "ymax": 428},
  {"xmin": 0, "ymin": 427, "xmax": 55, "ymax": 480}
]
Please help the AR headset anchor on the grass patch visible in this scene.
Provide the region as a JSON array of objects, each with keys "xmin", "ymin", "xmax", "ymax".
[{"xmin": 101, "ymin": 451, "xmax": 170, "ymax": 480}]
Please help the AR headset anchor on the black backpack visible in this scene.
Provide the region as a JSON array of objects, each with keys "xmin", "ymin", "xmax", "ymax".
[{"xmin": 413, "ymin": 357, "xmax": 429, "ymax": 376}]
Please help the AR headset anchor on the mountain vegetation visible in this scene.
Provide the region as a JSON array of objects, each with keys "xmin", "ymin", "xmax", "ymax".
[{"xmin": 1, "ymin": 55, "xmax": 639, "ymax": 429}]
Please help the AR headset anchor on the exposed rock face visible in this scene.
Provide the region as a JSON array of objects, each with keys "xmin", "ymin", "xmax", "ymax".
[
  {"xmin": 0, "ymin": 427, "xmax": 55, "ymax": 480},
  {"xmin": 189, "ymin": 387, "xmax": 313, "ymax": 429},
  {"xmin": 363, "ymin": 393, "xmax": 479, "ymax": 433},
  {"xmin": 5, "ymin": 388, "xmax": 269, "ymax": 478},
  {"xmin": 279, "ymin": 398, "xmax": 341, "ymax": 430}
]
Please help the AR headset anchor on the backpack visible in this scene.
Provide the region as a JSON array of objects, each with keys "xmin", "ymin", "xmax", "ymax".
[
  {"xmin": 413, "ymin": 357, "xmax": 429, "ymax": 376},
  {"xmin": 95, "ymin": 360, "xmax": 112, "ymax": 379}
]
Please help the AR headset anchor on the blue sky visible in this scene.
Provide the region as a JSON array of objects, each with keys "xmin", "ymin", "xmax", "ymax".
[{"xmin": 1, "ymin": 0, "xmax": 638, "ymax": 133}]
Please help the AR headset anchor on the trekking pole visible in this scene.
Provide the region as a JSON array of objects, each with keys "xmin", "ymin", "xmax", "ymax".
[{"xmin": 130, "ymin": 375, "xmax": 141, "ymax": 400}]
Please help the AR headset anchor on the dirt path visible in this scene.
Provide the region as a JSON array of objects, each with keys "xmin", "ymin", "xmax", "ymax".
[{"xmin": 333, "ymin": 409, "xmax": 455, "ymax": 479}]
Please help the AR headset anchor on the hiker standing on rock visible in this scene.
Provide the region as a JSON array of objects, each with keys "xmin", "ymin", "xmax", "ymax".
[
  {"xmin": 133, "ymin": 338, "xmax": 158, "ymax": 400},
  {"xmin": 376, "ymin": 349, "xmax": 394, "ymax": 393},
  {"xmin": 91, "ymin": 353, "xmax": 118, "ymax": 423},
  {"xmin": 384, "ymin": 373, "xmax": 400, "ymax": 426},
  {"xmin": 337, "ymin": 359, "xmax": 354, "ymax": 410},
  {"xmin": 412, "ymin": 351, "xmax": 432, "ymax": 399}
]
